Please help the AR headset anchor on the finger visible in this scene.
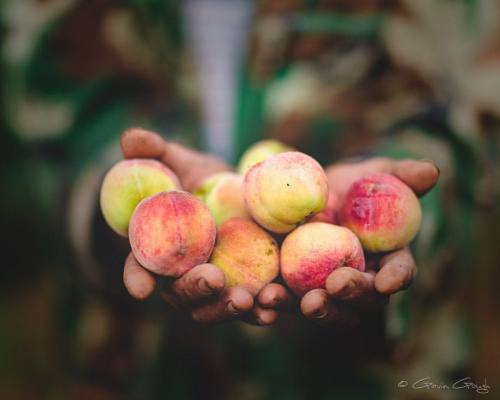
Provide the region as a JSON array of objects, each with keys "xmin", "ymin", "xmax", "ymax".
[
  {"xmin": 121, "ymin": 128, "xmax": 200, "ymax": 171},
  {"xmin": 325, "ymin": 268, "xmax": 388, "ymax": 310},
  {"xmin": 169, "ymin": 263, "xmax": 225, "ymax": 304},
  {"xmin": 375, "ymin": 247, "xmax": 417, "ymax": 295},
  {"xmin": 300, "ymin": 289, "xmax": 360, "ymax": 328},
  {"xmin": 120, "ymin": 127, "xmax": 167, "ymax": 160},
  {"xmin": 120, "ymin": 127, "xmax": 207, "ymax": 173},
  {"xmin": 120, "ymin": 127, "xmax": 230, "ymax": 191},
  {"xmin": 257, "ymin": 283, "xmax": 296, "ymax": 311},
  {"xmin": 252, "ymin": 305, "xmax": 279, "ymax": 326},
  {"xmin": 389, "ymin": 159, "xmax": 440, "ymax": 196},
  {"xmin": 123, "ymin": 252, "xmax": 156, "ymax": 300},
  {"xmin": 191, "ymin": 287, "xmax": 254, "ymax": 324},
  {"xmin": 163, "ymin": 143, "xmax": 231, "ymax": 191},
  {"xmin": 327, "ymin": 157, "xmax": 439, "ymax": 198}
]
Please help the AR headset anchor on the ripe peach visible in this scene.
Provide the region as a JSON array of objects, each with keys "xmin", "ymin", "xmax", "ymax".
[
  {"xmin": 237, "ymin": 139, "xmax": 293, "ymax": 175},
  {"xmin": 339, "ymin": 173, "xmax": 422, "ymax": 252},
  {"xmin": 281, "ymin": 222, "xmax": 365, "ymax": 297},
  {"xmin": 194, "ymin": 172, "xmax": 250, "ymax": 227},
  {"xmin": 310, "ymin": 191, "xmax": 338, "ymax": 224},
  {"xmin": 100, "ymin": 159, "xmax": 180, "ymax": 236},
  {"xmin": 243, "ymin": 151, "xmax": 329, "ymax": 233},
  {"xmin": 129, "ymin": 191, "xmax": 216, "ymax": 277},
  {"xmin": 210, "ymin": 218, "xmax": 279, "ymax": 295}
]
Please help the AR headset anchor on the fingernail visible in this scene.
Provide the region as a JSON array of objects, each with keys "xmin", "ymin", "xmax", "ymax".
[
  {"xmin": 312, "ymin": 302, "xmax": 328, "ymax": 319},
  {"xmin": 264, "ymin": 295, "xmax": 278, "ymax": 306},
  {"xmin": 227, "ymin": 301, "xmax": 239, "ymax": 315},
  {"xmin": 336, "ymin": 279, "xmax": 355, "ymax": 298},
  {"xmin": 197, "ymin": 278, "xmax": 213, "ymax": 294},
  {"xmin": 419, "ymin": 159, "xmax": 440, "ymax": 176}
]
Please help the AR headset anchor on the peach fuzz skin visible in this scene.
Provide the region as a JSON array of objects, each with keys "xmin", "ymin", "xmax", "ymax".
[
  {"xmin": 194, "ymin": 172, "xmax": 250, "ymax": 227},
  {"xmin": 310, "ymin": 191, "xmax": 338, "ymax": 224},
  {"xmin": 237, "ymin": 139, "xmax": 293, "ymax": 175},
  {"xmin": 129, "ymin": 191, "xmax": 216, "ymax": 277},
  {"xmin": 209, "ymin": 218, "xmax": 279, "ymax": 296},
  {"xmin": 243, "ymin": 151, "xmax": 329, "ymax": 233},
  {"xmin": 100, "ymin": 159, "xmax": 180, "ymax": 236},
  {"xmin": 339, "ymin": 173, "xmax": 422, "ymax": 252},
  {"xmin": 281, "ymin": 222, "xmax": 365, "ymax": 297}
]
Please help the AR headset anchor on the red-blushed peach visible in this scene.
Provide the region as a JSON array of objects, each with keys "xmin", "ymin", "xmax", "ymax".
[
  {"xmin": 310, "ymin": 191, "xmax": 338, "ymax": 223},
  {"xmin": 194, "ymin": 172, "xmax": 250, "ymax": 227},
  {"xmin": 339, "ymin": 173, "xmax": 422, "ymax": 252},
  {"xmin": 281, "ymin": 222, "xmax": 365, "ymax": 297},
  {"xmin": 100, "ymin": 159, "xmax": 180, "ymax": 236},
  {"xmin": 237, "ymin": 139, "xmax": 294, "ymax": 175},
  {"xmin": 243, "ymin": 152, "xmax": 329, "ymax": 233},
  {"xmin": 209, "ymin": 218, "xmax": 279, "ymax": 296},
  {"xmin": 129, "ymin": 191, "xmax": 216, "ymax": 277}
]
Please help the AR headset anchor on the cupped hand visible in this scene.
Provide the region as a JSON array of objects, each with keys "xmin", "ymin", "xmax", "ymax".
[
  {"xmin": 119, "ymin": 128, "xmax": 289, "ymax": 325},
  {"xmin": 117, "ymin": 128, "xmax": 439, "ymax": 328},
  {"xmin": 298, "ymin": 157, "xmax": 440, "ymax": 328}
]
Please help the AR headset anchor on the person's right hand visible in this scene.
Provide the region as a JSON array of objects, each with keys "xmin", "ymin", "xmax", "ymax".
[{"xmin": 119, "ymin": 128, "xmax": 290, "ymax": 325}]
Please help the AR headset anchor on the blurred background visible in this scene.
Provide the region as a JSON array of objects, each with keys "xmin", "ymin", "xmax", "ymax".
[{"xmin": 1, "ymin": 0, "xmax": 499, "ymax": 399}]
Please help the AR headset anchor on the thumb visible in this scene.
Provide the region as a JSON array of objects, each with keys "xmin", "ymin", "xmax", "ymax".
[
  {"xmin": 120, "ymin": 127, "xmax": 166, "ymax": 160},
  {"xmin": 120, "ymin": 127, "xmax": 230, "ymax": 191}
]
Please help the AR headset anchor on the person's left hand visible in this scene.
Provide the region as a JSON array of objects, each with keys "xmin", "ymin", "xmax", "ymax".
[{"xmin": 293, "ymin": 157, "xmax": 440, "ymax": 328}]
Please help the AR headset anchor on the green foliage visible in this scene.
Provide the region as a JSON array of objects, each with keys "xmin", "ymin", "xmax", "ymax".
[
  {"xmin": 291, "ymin": 12, "xmax": 383, "ymax": 37},
  {"xmin": 235, "ymin": 68, "xmax": 268, "ymax": 161}
]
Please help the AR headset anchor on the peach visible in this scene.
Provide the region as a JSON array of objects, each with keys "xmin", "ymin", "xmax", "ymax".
[
  {"xmin": 310, "ymin": 191, "xmax": 338, "ymax": 224},
  {"xmin": 339, "ymin": 173, "xmax": 422, "ymax": 252},
  {"xmin": 100, "ymin": 159, "xmax": 180, "ymax": 236},
  {"xmin": 237, "ymin": 139, "xmax": 293, "ymax": 175},
  {"xmin": 243, "ymin": 151, "xmax": 329, "ymax": 233},
  {"xmin": 281, "ymin": 222, "xmax": 365, "ymax": 297},
  {"xmin": 209, "ymin": 218, "xmax": 279, "ymax": 295},
  {"xmin": 129, "ymin": 191, "xmax": 216, "ymax": 277},
  {"xmin": 194, "ymin": 172, "xmax": 250, "ymax": 227}
]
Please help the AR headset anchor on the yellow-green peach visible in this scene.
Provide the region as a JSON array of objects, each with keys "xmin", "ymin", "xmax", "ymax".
[
  {"xmin": 129, "ymin": 191, "xmax": 216, "ymax": 277},
  {"xmin": 310, "ymin": 191, "xmax": 338, "ymax": 224},
  {"xmin": 339, "ymin": 173, "xmax": 422, "ymax": 252},
  {"xmin": 100, "ymin": 159, "xmax": 180, "ymax": 236},
  {"xmin": 237, "ymin": 139, "xmax": 294, "ymax": 175},
  {"xmin": 209, "ymin": 218, "xmax": 279, "ymax": 295},
  {"xmin": 194, "ymin": 172, "xmax": 250, "ymax": 227},
  {"xmin": 281, "ymin": 222, "xmax": 365, "ymax": 297},
  {"xmin": 243, "ymin": 151, "xmax": 329, "ymax": 233}
]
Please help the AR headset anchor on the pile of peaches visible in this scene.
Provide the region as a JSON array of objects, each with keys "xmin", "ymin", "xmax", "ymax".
[{"xmin": 100, "ymin": 137, "xmax": 421, "ymax": 298}]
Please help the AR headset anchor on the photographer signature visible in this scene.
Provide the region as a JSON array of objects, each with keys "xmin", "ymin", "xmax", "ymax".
[{"xmin": 397, "ymin": 377, "xmax": 490, "ymax": 394}]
